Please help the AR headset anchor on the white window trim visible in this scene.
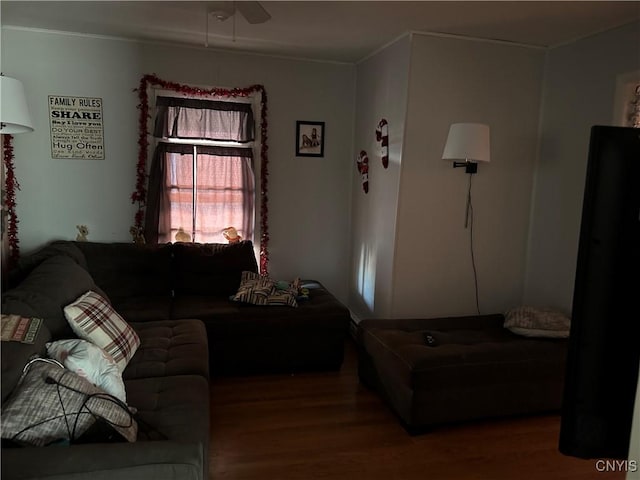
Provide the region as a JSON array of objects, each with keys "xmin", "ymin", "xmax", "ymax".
[{"xmin": 147, "ymin": 85, "xmax": 261, "ymax": 248}]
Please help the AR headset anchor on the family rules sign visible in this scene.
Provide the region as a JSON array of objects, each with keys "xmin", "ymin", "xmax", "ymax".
[{"xmin": 49, "ymin": 95, "xmax": 104, "ymax": 159}]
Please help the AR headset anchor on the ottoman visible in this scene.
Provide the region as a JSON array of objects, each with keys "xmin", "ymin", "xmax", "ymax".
[{"xmin": 357, "ymin": 314, "xmax": 568, "ymax": 431}]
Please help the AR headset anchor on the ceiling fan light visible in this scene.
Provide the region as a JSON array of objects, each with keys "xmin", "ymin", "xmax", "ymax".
[{"xmin": 211, "ymin": 10, "xmax": 231, "ymax": 22}]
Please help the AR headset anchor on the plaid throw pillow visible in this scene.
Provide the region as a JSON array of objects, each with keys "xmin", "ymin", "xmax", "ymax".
[
  {"xmin": 1, "ymin": 358, "xmax": 137, "ymax": 446},
  {"xmin": 64, "ymin": 291, "xmax": 140, "ymax": 371}
]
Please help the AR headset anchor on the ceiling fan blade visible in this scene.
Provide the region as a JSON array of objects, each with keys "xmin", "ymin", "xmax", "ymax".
[{"xmin": 236, "ymin": 1, "xmax": 271, "ymax": 24}]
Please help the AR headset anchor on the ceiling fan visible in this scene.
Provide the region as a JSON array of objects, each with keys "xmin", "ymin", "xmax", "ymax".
[
  {"xmin": 207, "ymin": 1, "xmax": 271, "ymax": 25},
  {"xmin": 205, "ymin": 1, "xmax": 271, "ymax": 47}
]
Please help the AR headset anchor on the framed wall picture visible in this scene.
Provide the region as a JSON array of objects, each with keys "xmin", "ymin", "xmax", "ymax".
[{"xmin": 296, "ymin": 121, "xmax": 325, "ymax": 157}]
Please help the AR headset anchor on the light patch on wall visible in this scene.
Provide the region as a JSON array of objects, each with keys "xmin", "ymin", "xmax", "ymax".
[{"xmin": 356, "ymin": 242, "xmax": 377, "ymax": 311}]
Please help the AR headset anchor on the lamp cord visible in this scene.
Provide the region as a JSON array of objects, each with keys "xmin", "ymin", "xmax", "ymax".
[{"xmin": 466, "ymin": 174, "xmax": 481, "ymax": 315}]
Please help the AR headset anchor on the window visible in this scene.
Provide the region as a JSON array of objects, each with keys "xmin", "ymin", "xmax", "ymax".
[{"xmin": 145, "ymin": 94, "xmax": 257, "ymax": 244}]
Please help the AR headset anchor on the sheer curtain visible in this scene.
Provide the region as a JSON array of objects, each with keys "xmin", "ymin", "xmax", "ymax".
[
  {"xmin": 195, "ymin": 147, "xmax": 255, "ymax": 243},
  {"xmin": 145, "ymin": 95, "xmax": 256, "ymax": 244}
]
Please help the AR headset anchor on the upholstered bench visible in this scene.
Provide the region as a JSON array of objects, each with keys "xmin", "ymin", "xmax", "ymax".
[{"xmin": 357, "ymin": 314, "xmax": 568, "ymax": 431}]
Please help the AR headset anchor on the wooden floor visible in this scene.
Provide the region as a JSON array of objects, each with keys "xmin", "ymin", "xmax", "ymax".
[{"xmin": 209, "ymin": 339, "xmax": 623, "ymax": 480}]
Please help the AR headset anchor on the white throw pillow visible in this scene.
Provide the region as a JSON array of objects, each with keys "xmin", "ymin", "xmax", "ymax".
[
  {"xmin": 46, "ymin": 338, "xmax": 127, "ymax": 403},
  {"xmin": 64, "ymin": 290, "xmax": 140, "ymax": 372}
]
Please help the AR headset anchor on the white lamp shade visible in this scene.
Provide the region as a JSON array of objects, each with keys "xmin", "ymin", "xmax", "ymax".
[
  {"xmin": 442, "ymin": 123, "xmax": 490, "ymax": 163},
  {"xmin": 1, "ymin": 76, "xmax": 34, "ymax": 134}
]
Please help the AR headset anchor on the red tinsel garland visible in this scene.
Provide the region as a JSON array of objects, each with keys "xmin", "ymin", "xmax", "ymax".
[
  {"xmin": 3, "ymin": 134, "xmax": 20, "ymax": 264},
  {"xmin": 133, "ymin": 74, "xmax": 270, "ymax": 274}
]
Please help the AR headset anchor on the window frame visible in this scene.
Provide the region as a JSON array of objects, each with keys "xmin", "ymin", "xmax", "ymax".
[{"xmin": 149, "ymin": 87, "xmax": 262, "ymax": 245}]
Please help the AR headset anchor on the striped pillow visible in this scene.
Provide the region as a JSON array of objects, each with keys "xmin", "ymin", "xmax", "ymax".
[
  {"xmin": 231, "ymin": 271, "xmax": 298, "ymax": 307},
  {"xmin": 64, "ymin": 291, "xmax": 140, "ymax": 371}
]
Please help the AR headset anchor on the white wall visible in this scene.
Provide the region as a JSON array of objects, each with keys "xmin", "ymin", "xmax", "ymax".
[
  {"xmin": 524, "ymin": 21, "xmax": 640, "ymax": 313},
  {"xmin": 349, "ymin": 35, "xmax": 410, "ymax": 319},
  {"xmin": 392, "ymin": 34, "xmax": 545, "ymax": 318},
  {"xmin": 1, "ymin": 27, "xmax": 355, "ymax": 301},
  {"xmin": 1, "ymin": 29, "xmax": 142, "ymax": 255}
]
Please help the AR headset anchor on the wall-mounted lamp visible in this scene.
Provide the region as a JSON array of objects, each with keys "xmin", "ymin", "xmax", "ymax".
[
  {"xmin": 0, "ymin": 74, "xmax": 34, "ymax": 134},
  {"xmin": 441, "ymin": 123, "xmax": 491, "ymax": 315},
  {"xmin": 442, "ymin": 123, "xmax": 490, "ymax": 174}
]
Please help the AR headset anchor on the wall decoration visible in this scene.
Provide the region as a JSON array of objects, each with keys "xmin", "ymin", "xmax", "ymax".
[
  {"xmin": 356, "ymin": 150, "xmax": 369, "ymax": 194},
  {"xmin": 48, "ymin": 96, "xmax": 104, "ymax": 160},
  {"xmin": 295, "ymin": 121, "xmax": 325, "ymax": 157},
  {"xmin": 376, "ymin": 118, "xmax": 389, "ymax": 168},
  {"xmin": 2, "ymin": 135, "xmax": 20, "ymax": 265},
  {"xmin": 133, "ymin": 74, "xmax": 270, "ymax": 274}
]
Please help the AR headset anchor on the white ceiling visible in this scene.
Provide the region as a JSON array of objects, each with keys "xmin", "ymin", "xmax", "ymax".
[{"xmin": 2, "ymin": 1, "xmax": 639, "ymax": 63}]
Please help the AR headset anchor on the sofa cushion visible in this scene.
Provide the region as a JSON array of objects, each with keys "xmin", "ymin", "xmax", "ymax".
[
  {"xmin": 109, "ymin": 296, "xmax": 172, "ymax": 323},
  {"xmin": 3, "ymin": 377, "xmax": 209, "ymax": 480},
  {"xmin": 8, "ymin": 240, "xmax": 88, "ymax": 288},
  {"xmin": 2, "ymin": 256, "xmax": 97, "ymax": 338},
  {"xmin": 172, "ymin": 280, "xmax": 349, "ymax": 333},
  {"xmin": 172, "ymin": 241, "xmax": 258, "ymax": 296},
  {"xmin": 125, "ymin": 374, "xmax": 209, "ymax": 445},
  {"xmin": 74, "ymin": 242, "xmax": 173, "ymax": 303},
  {"xmin": 64, "ymin": 291, "xmax": 140, "ymax": 372},
  {"xmin": 124, "ymin": 320, "xmax": 209, "ymax": 380},
  {"xmin": 1, "ymin": 358, "xmax": 137, "ymax": 446},
  {"xmin": 173, "ymin": 281, "xmax": 350, "ymax": 374},
  {"xmin": 1, "ymin": 441, "xmax": 206, "ymax": 480},
  {"xmin": 172, "ymin": 295, "xmax": 349, "ymax": 334}
]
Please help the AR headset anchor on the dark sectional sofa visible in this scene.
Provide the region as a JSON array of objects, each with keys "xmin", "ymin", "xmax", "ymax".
[
  {"xmin": 2, "ymin": 255, "xmax": 210, "ymax": 479},
  {"xmin": 1, "ymin": 240, "xmax": 351, "ymax": 479},
  {"xmin": 8, "ymin": 240, "xmax": 351, "ymax": 374},
  {"xmin": 76, "ymin": 240, "xmax": 351, "ymax": 374}
]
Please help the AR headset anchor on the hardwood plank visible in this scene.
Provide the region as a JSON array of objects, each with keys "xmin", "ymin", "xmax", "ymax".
[{"xmin": 209, "ymin": 340, "xmax": 624, "ymax": 479}]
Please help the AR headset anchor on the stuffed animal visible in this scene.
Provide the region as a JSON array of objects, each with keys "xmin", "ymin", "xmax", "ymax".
[
  {"xmin": 175, "ymin": 227, "xmax": 191, "ymax": 243},
  {"xmin": 76, "ymin": 225, "xmax": 89, "ymax": 242},
  {"xmin": 222, "ymin": 226, "xmax": 242, "ymax": 244},
  {"xmin": 129, "ymin": 226, "xmax": 145, "ymax": 245}
]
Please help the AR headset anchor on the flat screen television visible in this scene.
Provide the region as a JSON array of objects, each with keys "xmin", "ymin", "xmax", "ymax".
[{"xmin": 559, "ymin": 126, "xmax": 640, "ymax": 459}]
